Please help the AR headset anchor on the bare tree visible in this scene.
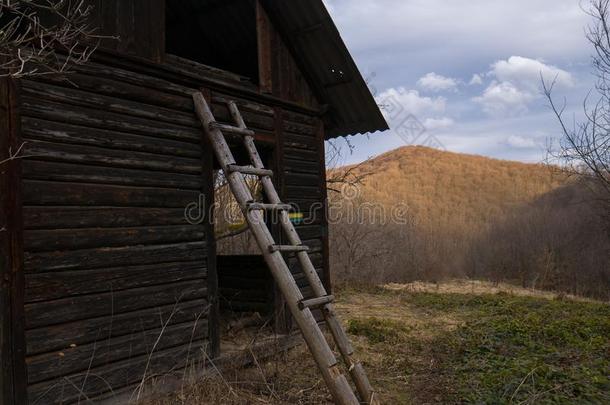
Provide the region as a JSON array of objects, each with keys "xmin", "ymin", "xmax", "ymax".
[
  {"xmin": 544, "ymin": 0, "xmax": 610, "ymax": 206},
  {"xmin": 0, "ymin": 0, "xmax": 105, "ymax": 78}
]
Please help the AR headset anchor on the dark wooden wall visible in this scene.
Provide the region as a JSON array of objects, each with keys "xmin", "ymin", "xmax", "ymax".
[
  {"xmin": 19, "ymin": 62, "xmax": 212, "ymax": 404},
  {"xmin": 87, "ymin": 0, "xmax": 165, "ymax": 62},
  {"xmin": 1, "ymin": 78, "xmax": 28, "ymax": 404}
]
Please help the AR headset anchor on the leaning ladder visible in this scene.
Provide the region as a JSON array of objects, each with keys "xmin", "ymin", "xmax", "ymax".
[{"xmin": 193, "ymin": 93, "xmax": 377, "ymax": 405}]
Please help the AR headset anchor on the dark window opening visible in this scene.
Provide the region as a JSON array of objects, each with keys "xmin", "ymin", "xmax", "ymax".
[{"xmin": 165, "ymin": 0, "xmax": 259, "ymax": 81}]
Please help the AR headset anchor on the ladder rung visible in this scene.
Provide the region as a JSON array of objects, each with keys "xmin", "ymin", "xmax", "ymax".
[
  {"xmin": 227, "ymin": 165, "xmax": 273, "ymax": 177},
  {"xmin": 247, "ymin": 203, "xmax": 292, "ymax": 212},
  {"xmin": 298, "ymin": 295, "xmax": 335, "ymax": 310},
  {"xmin": 209, "ymin": 121, "xmax": 254, "ymax": 137},
  {"xmin": 269, "ymin": 245, "xmax": 310, "ymax": 253}
]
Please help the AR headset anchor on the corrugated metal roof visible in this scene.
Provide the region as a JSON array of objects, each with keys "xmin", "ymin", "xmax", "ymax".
[{"xmin": 260, "ymin": 0, "xmax": 389, "ymax": 138}]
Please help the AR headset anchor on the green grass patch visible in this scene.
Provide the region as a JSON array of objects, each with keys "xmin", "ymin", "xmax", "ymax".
[
  {"xmin": 347, "ymin": 317, "xmax": 412, "ymax": 344},
  {"xmin": 347, "ymin": 290, "xmax": 610, "ymax": 404}
]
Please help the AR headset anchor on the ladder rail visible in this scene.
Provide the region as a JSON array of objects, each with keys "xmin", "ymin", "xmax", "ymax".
[
  {"xmin": 194, "ymin": 92, "xmax": 377, "ymax": 405},
  {"xmin": 242, "ymin": 132, "xmax": 375, "ymax": 401},
  {"xmin": 193, "ymin": 93, "xmax": 359, "ymax": 405}
]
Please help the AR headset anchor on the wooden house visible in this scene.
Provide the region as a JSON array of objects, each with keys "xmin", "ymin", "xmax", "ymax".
[{"xmin": 0, "ymin": 1, "xmax": 387, "ymax": 403}]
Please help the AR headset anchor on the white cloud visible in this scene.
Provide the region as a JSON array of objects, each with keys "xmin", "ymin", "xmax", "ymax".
[
  {"xmin": 376, "ymin": 87, "xmax": 446, "ymax": 120},
  {"xmin": 505, "ymin": 135, "xmax": 539, "ymax": 149},
  {"xmin": 474, "ymin": 56, "xmax": 575, "ymax": 117},
  {"xmin": 491, "ymin": 56, "xmax": 574, "ymax": 91},
  {"xmin": 473, "ymin": 81, "xmax": 536, "ymax": 117},
  {"xmin": 469, "ymin": 74, "xmax": 484, "ymax": 85},
  {"xmin": 424, "ymin": 117, "xmax": 455, "ymax": 130},
  {"xmin": 417, "ymin": 72, "xmax": 459, "ymax": 92}
]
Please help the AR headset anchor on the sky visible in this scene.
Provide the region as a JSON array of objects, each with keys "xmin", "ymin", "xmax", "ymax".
[{"xmin": 322, "ymin": 0, "xmax": 596, "ymax": 164}]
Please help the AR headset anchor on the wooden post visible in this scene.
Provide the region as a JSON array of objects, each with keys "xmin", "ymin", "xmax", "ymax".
[
  {"xmin": 317, "ymin": 119, "xmax": 333, "ymax": 293},
  {"xmin": 256, "ymin": 0, "xmax": 274, "ymax": 94},
  {"xmin": 201, "ymin": 88, "xmax": 220, "ymax": 359},
  {"xmin": 0, "ymin": 78, "xmax": 27, "ymax": 404}
]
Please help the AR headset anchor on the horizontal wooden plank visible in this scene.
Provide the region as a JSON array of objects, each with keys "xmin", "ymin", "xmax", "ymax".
[
  {"xmin": 21, "ymin": 97, "xmax": 202, "ymax": 143},
  {"xmin": 284, "ymin": 172, "xmax": 321, "ymax": 187},
  {"xmin": 284, "ymin": 147, "xmax": 319, "ymax": 163},
  {"xmin": 26, "ymin": 74, "xmax": 195, "ymax": 112},
  {"xmin": 284, "ymin": 132, "xmax": 318, "ymax": 150},
  {"xmin": 286, "ymin": 185, "xmax": 324, "ymax": 199},
  {"xmin": 23, "ymin": 180, "xmax": 200, "ymax": 208},
  {"xmin": 284, "ymin": 159, "xmax": 320, "ymax": 175},
  {"xmin": 282, "ymin": 110, "xmax": 318, "ymax": 126},
  {"xmin": 25, "ymin": 261, "xmax": 207, "ymax": 303},
  {"xmin": 27, "ymin": 320, "xmax": 208, "ymax": 385},
  {"xmin": 28, "ymin": 340, "xmax": 208, "ymax": 404},
  {"xmin": 24, "ymin": 241, "xmax": 206, "ymax": 273},
  {"xmin": 21, "ymin": 117, "xmax": 202, "ymax": 158},
  {"xmin": 25, "ymin": 280, "xmax": 207, "ymax": 329},
  {"xmin": 283, "ymin": 120, "xmax": 316, "ymax": 136},
  {"xmin": 23, "ymin": 207, "xmax": 190, "ymax": 230},
  {"xmin": 21, "ymin": 81, "xmax": 200, "ymax": 128},
  {"xmin": 26, "ymin": 299, "xmax": 209, "ymax": 355},
  {"xmin": 22, "ymin": 139, "xmax": 202, "ymax": 175},
  {"xmin": 24, "ymin": 225, "xmax": 205, "ymax": 253},
  {"xmin": 23, "ymin": 160, "xmax": 203, "ymax": 190},
  {"xmin": 211, "ymin": 103, "xmax": 275, "ymax": 132}
]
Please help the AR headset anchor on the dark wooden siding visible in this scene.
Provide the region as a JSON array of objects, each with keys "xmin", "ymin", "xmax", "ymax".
[
  {"xmin": 19, "ymin": 65, "xmax": 210, "ymax": 404},
  {"xmin": 280, "ymin": 112, "xmax": 329, "ymax": 302}
]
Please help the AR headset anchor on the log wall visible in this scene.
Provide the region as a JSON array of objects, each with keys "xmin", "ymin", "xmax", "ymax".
[
  {"xmin": 19, "ymin": 63, "xmax": 212, "ymax": 404},
  {"xmin": 9, "ymin": 47, "xmax": 327, "ymax": 403}
]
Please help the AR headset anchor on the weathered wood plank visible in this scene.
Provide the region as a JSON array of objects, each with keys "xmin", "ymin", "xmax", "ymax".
[
  {"xmin": 20, "ymin": 97, "xmax": 202, "ymax": 143},
  {"xmin": 24, "ymin": 225, "xmax": 205, "ymax": 253},
  {"xmin": 21, "ymin": 117, "xmax": 202, "ymax": 158},
  {"xmin": 28, "ymin": 341, "xmax": 208, "ymax": 404},
  {"xmin": 24, "ymin": 241, "xmax": 207, "ymax": 273},
  {"xmin": 25, "ymin": 280, "xmax": 207, "ymax": 329},
  {"xmin": 22, "ymin": 139, "xmax": 202, "ymax": 175},
  {"xmin": 21, "ymin": 81, "xmax": 200, "ymax": 128},
  {"xmin": 26, "ymin": 299, "xmax": 209, "ymax": 355},
  {"xmin": 23, "ymin": 160, "xmax": 203, "ymax": 190},
  {"xmin": 23, "ymin": 207, "xmax": 190, "ymax": 230},
  {"xmin": 22, "ymin": 180, "xmax": 200, "ymax": 208},
  {"xmin": 284, "ymin": 172, "xmax": 321, "ymax": 187},
  {"xmin": 26, "ymin": 74, "xmax": 194, "ymax": 112},
  {"xmin": 25, "ymin": 261, "xmax": 206, "ymax": 303},
  {"xmin": 284, "ymin": 159, "xmax": 320, "ymax": 175},
  {"xmin": 27, "ymin": 320, "xmax": 208, "ymax": 385}
]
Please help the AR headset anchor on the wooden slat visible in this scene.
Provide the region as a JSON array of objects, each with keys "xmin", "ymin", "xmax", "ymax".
[
  {"xmin": 26, "ymin": 299, "xmax": 208, "ymax": 355},
  {"xmin": 22, "ymin": 139, "xmax": 202, "ymax": 175},
  {"xmin": 24, "ymin": 241, "xmax": 207, "ymax": 273},
  {"xmin": 21, "ymin": 117, "xmax": 202, "ymax": 158},
  {"xmin": 22, "ymin": 160, "xmax": 203, "ymax": 190},
  {"xmin": 25, "ymin": 280, "xmax": 207, "ymax": 329},
  {"xmin": 21, "ymin": 97, "xmax": 202, "ymax": 143},
  {"xmin": 28, "ymin": 341, "xmax": 208, "ymax": 404},
  {"xmin": 23, "ymin": 207, "xmax": 190, "ymax": 230},
  {"xmin": 22, "ymin": 180, "xmax": 200, "ymax": 208},
  {"xmin": 26, "ymin": 74, "xmax": 194, "ymax": 112},
  {"xmin": 26, "ymin": 320, "xmax": 208, "ymax": 385},
  {"xmin": 24, "ymin": 225, "xmax": 205, "ymax": 253},
  {"xmin": 21, "ymin": 81, "xmax": 200, "ymax": 128},
  {"xmin": 25, "ymin": 261, "xmax": 206, "ymax": 303}
]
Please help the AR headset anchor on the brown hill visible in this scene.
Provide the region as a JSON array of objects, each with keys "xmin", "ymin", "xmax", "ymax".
[{"xmin": 333, "ymin": 146, "xmax": 568, "ymax": 232}]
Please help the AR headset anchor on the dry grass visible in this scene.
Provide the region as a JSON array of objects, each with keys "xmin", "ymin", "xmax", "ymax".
[{"xmin": 146, "ymin": 282, "xmax": 609, "ymax": 405}]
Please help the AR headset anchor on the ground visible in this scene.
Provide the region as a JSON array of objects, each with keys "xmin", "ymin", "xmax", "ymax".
[{"xmin": 149, "ymin": 281, "xmax": 610, "ymax": 404}]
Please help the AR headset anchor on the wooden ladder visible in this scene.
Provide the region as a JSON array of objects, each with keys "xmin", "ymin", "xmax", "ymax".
[{"xmin": 193, "ymin": 93, "xmax": 377, "ymax": 405}]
